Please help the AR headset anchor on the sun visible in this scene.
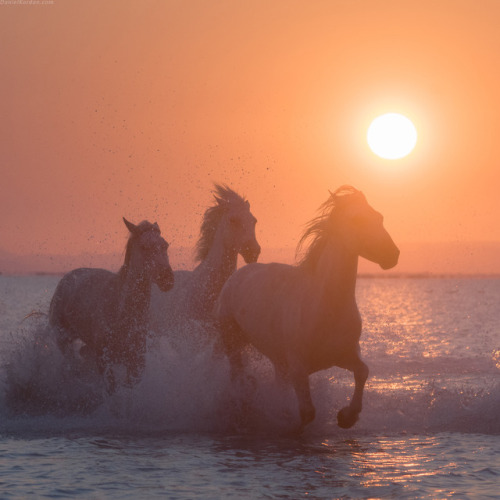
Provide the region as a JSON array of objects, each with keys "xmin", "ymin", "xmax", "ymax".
[{"xmin": 367, "ymin": 113, "xmax": 417, "ymax": 160}]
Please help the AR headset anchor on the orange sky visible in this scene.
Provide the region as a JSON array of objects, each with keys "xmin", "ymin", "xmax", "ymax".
[{"xmin": 1, "ymin": 0, "xmax": 500, "ymax": 273}]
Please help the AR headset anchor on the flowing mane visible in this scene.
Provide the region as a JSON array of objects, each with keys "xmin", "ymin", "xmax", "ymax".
[
  {"xmin": 297, "ymin": 186, "xmax": 363, "ymax": 272},
  {"xmin": 194, "ymin": 184, "xmax": 248, "ymax": 262}
]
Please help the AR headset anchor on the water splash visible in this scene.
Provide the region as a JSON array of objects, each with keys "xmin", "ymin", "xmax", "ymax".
[{"xmin": 1, "ymin": 310, "xmax": 499, "ymax": 436}]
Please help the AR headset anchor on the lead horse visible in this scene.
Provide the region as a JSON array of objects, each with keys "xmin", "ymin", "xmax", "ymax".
[
  {"xmin": 215, "ymin": 186, "xmax": 399, "ymax": 431},
  {"xmin": 151, "ymin": 184, "xmax": 260, "ymax": 334},
  {"xmin": 49, "ymin": 218, "xmax": 174, "ymax": 390}
]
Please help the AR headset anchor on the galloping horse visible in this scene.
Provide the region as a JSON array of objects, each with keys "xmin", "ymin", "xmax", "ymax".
[
  {"xmin": 215, "ymin": 186, "xmax": 399, "ymax": 431},
  {"xmin": 49, "ymin": 218, "xmax": 174, "ymax": 389},
  {"xmin": 151, "ymin": 184, "xmax": 260, "ymax": 332}
]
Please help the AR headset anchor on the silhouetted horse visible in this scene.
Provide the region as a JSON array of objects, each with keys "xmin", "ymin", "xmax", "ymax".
[
  {"xmin": 151, "ymin": 184, "xmax": 260, "ymax": 333},
  {"xmin": 49, "ymin": 218, "xmax": 174, "ymax": 390},
  {"xmin": 215, "ymin": 186, "xmax": 399, "ymax": 431}
]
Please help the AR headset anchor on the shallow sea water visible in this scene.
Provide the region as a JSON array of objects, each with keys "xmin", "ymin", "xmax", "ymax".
[
  {"xmin": 0, "ymin": 275, "xmax": 499, "ymax": 498},
  {"xmin": 2, "ymin": 432, "xmax": 498, "ymax": 499}
]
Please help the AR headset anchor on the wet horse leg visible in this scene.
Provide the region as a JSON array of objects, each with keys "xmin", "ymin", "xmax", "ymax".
[
  {"xmin": 337, "ymin": 357, "xmax": 369, "ymax": 429},
  {"xmin": 123, "ymin": 348, "xmax": 146, "ymax": 387},
  {"xmin": 273, "ymin": 361, "xmax": 289, "ymax": 388},
  {"xmin": 49, "ymin": 313, "xmax": 75, "ymax": 355},
  {"xmin": 218, "ymin": 318, "xmax": 247, "ymax": 381},
  {"xmin": 53, "ymin": 325, "xmax": 73, "ymax": 354},
  {"xmin": 289, "ymin": 363, "xmax": 315, "ymax": 431}
]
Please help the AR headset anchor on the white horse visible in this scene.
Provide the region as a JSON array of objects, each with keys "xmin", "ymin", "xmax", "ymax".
[
  {"xmin": 151, "ymin": 184, "xmax": 260, "ymax": 333},
  {"xmin": 215, "ymin": 186, "xmax": 400, "ymax": 431},
  {"xmin": 49, "ymin": 218, "xmax": 174, "ymax": 390}
]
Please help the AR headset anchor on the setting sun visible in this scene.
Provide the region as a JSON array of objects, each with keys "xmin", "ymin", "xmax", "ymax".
[{"xmin": 367, "ymin": 113, "xmax": 417, "ymax": 160}]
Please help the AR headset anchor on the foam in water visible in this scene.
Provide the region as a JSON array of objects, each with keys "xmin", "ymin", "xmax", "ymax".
[
  {"xmin": 1, "ymin": 315, "xmax": 299, "ymax": 435},
  {"xmin": 1, "ymin": 309, "xmax": 499, "ymax": 437}
]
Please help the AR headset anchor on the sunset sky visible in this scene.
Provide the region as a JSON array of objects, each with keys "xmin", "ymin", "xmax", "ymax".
[{"xmin": 1, "ymin": 0, "xmax": 500, "ymax": 274}]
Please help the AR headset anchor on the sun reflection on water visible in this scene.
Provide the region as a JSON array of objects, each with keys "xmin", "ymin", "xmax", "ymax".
[
  {"xmin": 357, "ymin": 278, "xmax": 499, "ymax": 363},
  {"xmin": 493, "ymin": 349, "xmax": 500, "ymax": 369},
  {"xmin": 315, "ymin": 435, "xmax": 469, "ymax": 496},
  {"xmin": 354, "ymin": 437, "xmax": 438, "ymax": 489}
]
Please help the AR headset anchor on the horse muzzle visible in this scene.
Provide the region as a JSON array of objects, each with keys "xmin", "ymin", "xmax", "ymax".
[
  {"xmin": 241, "ymin": 243, "xmax": 261, "ymax": 264},
  {"xmin": 378, "ymin": 247, "xmax": 400, "ymax": 270},
  {"xmin": 156, "ymin": 268, "xmax": 175, "ymax": 292}
]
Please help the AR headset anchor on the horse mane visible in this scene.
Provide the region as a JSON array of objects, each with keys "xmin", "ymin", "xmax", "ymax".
[
  {"xmin": 296, "ymin": 186, "xmax": 363, "ymax": 272},
  {"xmin": 120, "ymin": 220, "xmax": 159, "ymax": 278},
  {"xmin": 194, "ymin": 184, "xmax": 248, "ymax": 262}
]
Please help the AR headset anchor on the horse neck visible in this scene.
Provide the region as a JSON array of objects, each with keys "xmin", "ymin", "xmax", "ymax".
[
  {"xmin": 118, "ymin": 250, "xmax": 152, "ymax": 318},
  {"xmin": 192, "ymin": 223, "xmax": 238, "ymax": 310},
  {"xmin": 312, "ymin": 237, "xmax": 358, "ymax": 304}
]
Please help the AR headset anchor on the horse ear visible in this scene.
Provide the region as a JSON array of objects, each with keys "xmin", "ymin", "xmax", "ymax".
[{"xmin": 123, "ymin": 217, "xmax": 138, "ymax": 234}]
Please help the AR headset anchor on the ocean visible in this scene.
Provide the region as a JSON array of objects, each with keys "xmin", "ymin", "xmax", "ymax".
[{"xmin": 0, "ymin": 275, "xmax": 498, "ymax": 498}]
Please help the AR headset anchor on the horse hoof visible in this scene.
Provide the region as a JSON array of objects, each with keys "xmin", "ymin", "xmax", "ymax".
[{"xmin": 337, "ymin": 406, "xmax": 359, "ymax": 429}]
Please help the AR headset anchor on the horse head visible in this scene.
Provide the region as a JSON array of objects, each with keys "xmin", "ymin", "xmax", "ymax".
[
  {"xmin": 330, "ymin": 187, "xmax": 399, "ymax": 270},
  {"xmin": 196, "ymin": 184, "xmax": 261, "ymax": 264},
  {"xmin": 219, "ymin": 197, "xmax": 261, "ymax": 264},
  {"xmin": 123, "ymin": 218, "xmax": 175, "ymax": 291}
]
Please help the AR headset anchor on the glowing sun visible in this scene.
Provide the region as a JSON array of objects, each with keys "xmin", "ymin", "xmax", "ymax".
[{"xmin": 367, "ymin": 113, "xmax": 417, "ymax": 159}]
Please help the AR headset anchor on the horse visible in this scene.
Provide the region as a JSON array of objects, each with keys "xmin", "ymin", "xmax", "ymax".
[
  {"xmin": 151, "ymin": 184, "xmax": 260, "ymax": 334},
  {"xmin": 49, "ymin": 218, "xmax": 174, "ymax": 390},
  {"xmin": 215, "ymin": 186, "xmax": 400, "ymax": 431}
]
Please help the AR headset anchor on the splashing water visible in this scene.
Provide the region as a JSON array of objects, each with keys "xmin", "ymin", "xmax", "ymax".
[
  {"xmin": 0, "ymin": 275, "xmax": 499, "ymax": 437},
  {"xmin": 2, "ymin": 311, "xmax": 305, "ymax": 435}
]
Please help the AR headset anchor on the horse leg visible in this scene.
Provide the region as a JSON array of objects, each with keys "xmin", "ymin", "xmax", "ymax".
[
  {"xmin": 337, "ymin": 357, "xmax": 369, "ymax": 429},
  {"xmin": 124, "ymin": 346, "xmax": 146, "ymax": 387},
  {"xmin": 273, "ymin": 361, "xmax": 289, "ymax": 388},
  {"xmin": 49, "ymin": 317, "xmax": 74, "ymax": 355},
  {"xmin": 289, "ymin": 364, "xmax": 315, "ymax": 430},
  {"xmin": 218, "ymin": 318, "xmax": 247, "ymax": 381},
  {"xmin": 54, "ymin": 328, "xmax": 72, "ymax": 354}
]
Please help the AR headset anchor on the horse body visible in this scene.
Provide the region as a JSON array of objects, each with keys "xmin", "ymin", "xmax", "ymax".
[
  {"xmin": 219, "ymin": 257, "xmax": 361, "ymax": 370},
  {"xmin": 216, "ymin": 186, "xmax": 399, "ymax": 430},
  {"xmin": 151, "ymin": 184, "xmax": 260, "ymax": 332},
  {"xmin": 49, "ymin": 219, "xmax": 174, "ymax": 387}
]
